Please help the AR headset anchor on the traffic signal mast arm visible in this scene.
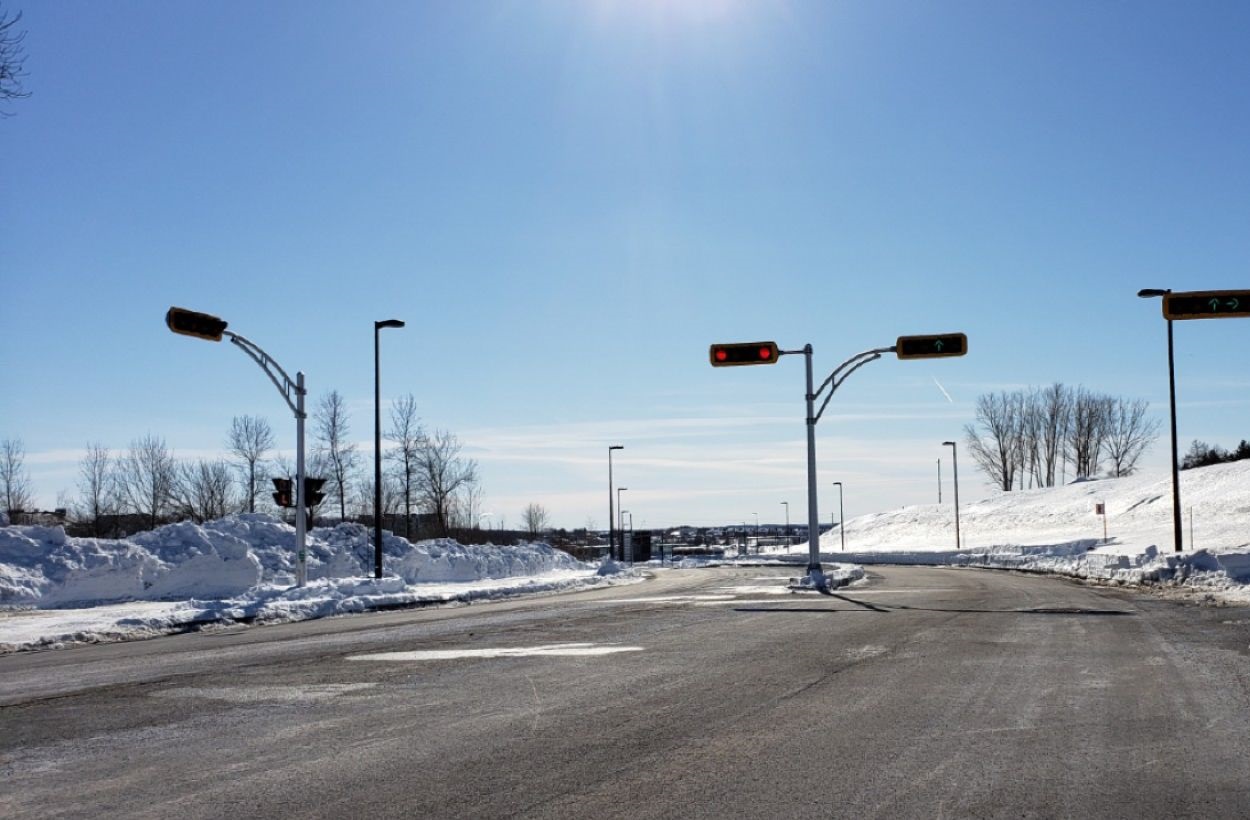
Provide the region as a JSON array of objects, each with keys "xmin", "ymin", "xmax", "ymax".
[
  {"xmin": 223, "ymin": 332, "xmax": 303, "ymax": 418},
  {"xmin": 810, "ymin": 345, "xmax": 897, "ymax": 424}
]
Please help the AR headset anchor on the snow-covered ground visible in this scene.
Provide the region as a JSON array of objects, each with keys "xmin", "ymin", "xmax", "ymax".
[
  {"xmin": 4, "ymin": 461, "xmax": 1248, "ymax": 653},
  {"xmin": 0, "ymin": 516, "xmax": 640, "ymax": 653},
  {"xmin": 779, "ymin": 460, "xmax": 1250, "ymax": 601}
]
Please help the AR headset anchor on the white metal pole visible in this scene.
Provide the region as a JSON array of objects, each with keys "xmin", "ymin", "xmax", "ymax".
[
  {"xmin": 803, "ymin": 345, "xmax": 824, "ymax": 586},
  {"xmin": 295, "ymin": 371, "xmax": 307, "ymax": 587}
]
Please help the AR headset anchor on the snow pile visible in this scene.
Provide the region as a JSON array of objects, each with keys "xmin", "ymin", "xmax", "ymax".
[{"xmin": 0, "ymin": 514, "xmax": 591, "ymax": 609}]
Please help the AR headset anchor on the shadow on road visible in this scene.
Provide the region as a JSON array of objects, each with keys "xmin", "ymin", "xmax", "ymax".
[{"xmin": 733, "ymin": 594, "xmax": 1135, "ymax": 617}]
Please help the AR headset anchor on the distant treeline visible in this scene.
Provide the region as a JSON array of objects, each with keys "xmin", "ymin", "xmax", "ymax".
[{"xmin": 1181, "ymin": 439, "xmax": 1250, "ymax": 470}]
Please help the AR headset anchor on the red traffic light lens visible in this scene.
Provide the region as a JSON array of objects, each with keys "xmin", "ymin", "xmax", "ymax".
[
  {"xmin": 715, "ymin": 349, "xmax": 728, "ymax": 362},
  {"xmin": 758, "ymin": 347, "xmax": 772, "ymax": 360}
]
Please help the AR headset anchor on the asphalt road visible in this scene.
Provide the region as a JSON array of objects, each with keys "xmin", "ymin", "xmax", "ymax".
[{"xmin": 3, "ymin": 566, "xmax": 1250, "ymax": 819}]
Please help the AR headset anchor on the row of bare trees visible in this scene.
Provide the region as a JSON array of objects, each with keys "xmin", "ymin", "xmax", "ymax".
[
  {"xmin": 964, "ymin": 384, "xmax": 1160, "ymax": 491},
  {"xmin": 293, "ymin": 390, "xmax": 480, "ymax": 538},
  {"xmin": 3, "ymin": 389, "xmax": 481, "ymax": 539}
]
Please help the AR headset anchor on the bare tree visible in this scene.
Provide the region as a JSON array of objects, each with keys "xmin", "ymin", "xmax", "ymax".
[
  {"xmin": 172, "ymin": 459, "xmax": 236, "ymax": 523},
  {"xmin": 448, "ymin": 475, "xmax": 484, "ymax": 531},
  {"xmin": 385, "ymin": 394, "xmax": 423, "ymax": 537},
  {"xmin": 227, "ymin": 415, "xmax": 274, "ymax": 514},
  {"xmin": 313, "ymin": 390, "xmax": 359, "ymax": 521},
  {"xmin": 522, "ymin": 503, "xmax": 550, "ymax": 536},
  {"xmin": 1, "ymin": 437, "xmax": 34, "ymax": 515},
  {"xmin": 1103, "ymin": 397, "xmax": 1160, "ymax": 478},
  {"xmin": 1036, "ymin": 383, "xmax": 1070, "ymax": 488},
  {"xmin": 0, "ymin": 6, "xmax": 29, "ymax": 115},
  {"xmin": 355, "ymin": 472, "xmax": 401, "ymax": 522},
  {"xmin": 964, "ymin": 392, "xmax": 1021, "ymax": 491},
  {"xmin": 118, "ymin": 435, "xmax": 177, "ymax": 530},
  {"xmin": 75, "ymin": 443, "xmax": 119, "ymax": 536},
  {"xmin": 1066, "ymin": 388, "xmax": 1111, "ymax": 479},
  {"xmin": 416, "ymin": 429, "xmax": 478, "ymax": 537}
]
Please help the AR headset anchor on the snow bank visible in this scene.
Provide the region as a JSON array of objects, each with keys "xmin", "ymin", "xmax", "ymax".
[{"xmin": 0, "ymin": 514, "xmax": 590, "ymax": 609}]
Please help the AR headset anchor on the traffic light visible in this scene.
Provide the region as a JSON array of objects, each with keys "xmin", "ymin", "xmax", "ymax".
[
  {"xmin": 166, "ymin": 306, "xmax": 229, "ymax": 341},
  {"xmin": 895, "ymin": 333, "xmax": 968, "ymax": 360},
  {"xmin": 303, "ymin": 477, "xmax": 327, "ymax": 508},
  {"xmin": 271, "ymin": 477, "xmax": 294, "ymax": 509},
  {"xmin": 1162, "ymin": 290, "xmax": 1250, "ymax": 320},
  {"xmin": 709, "ymin": 341, "xmax": 781, "ymax": 367}
]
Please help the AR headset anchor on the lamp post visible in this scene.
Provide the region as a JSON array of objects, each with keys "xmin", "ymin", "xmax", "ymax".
[
  {"xmin": 617, "ymin": 488, "xmax": 629, "ymax": 561},
  {"xmin": 1138, "ymin": 288, "xmax": 1183, "ymax": 553},
  {"xmin": 608, "ymin": 445, "xmax": 623, "ymax": 560},
  {"xmin": 943, "ymin": 441, "xmax": 961, "ymax": 549},
  {"xmin": 937, "ymin": 458, "xmax": 942, "ymax": 504},
  {"xmin": 617, "ymin": 488, "xmax": 628, "ymax": 533},
  {"xmin": 832, "ymin": 481, "xmax": 845, "ymax": 551},
  {"xmin": 374, "ymin": 318, "xmax": 405, "ymax": 579},
  {"xmin": 781, "ymin": 501, "xmax": 790, "ymax": 546},
  {"xmin": 753, "ymin": 512, "xmax": 759, "ymax": 553}
]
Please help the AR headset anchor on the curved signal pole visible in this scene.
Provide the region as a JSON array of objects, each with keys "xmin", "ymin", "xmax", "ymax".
[
  {"xmin": 166, "ymin": 308, "xmax": 310, "ymax": 587},
  {"xmin": 712, "ymin": 334, "xmax": 966, "ymax": 592}
]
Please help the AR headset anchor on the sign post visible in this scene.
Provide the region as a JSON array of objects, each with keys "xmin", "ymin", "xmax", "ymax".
[{"xmin": 1095, "ymin": 502, "xmax": 1107, "ymax": 544}]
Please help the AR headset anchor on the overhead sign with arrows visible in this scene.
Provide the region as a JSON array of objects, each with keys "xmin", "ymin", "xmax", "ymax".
[{"xmin": 1163, "ymin": 290, "xmax": 1250, "ymax": 320}]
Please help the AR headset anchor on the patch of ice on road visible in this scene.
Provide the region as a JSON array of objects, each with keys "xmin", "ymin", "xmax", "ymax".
[{"xmin": 153, "ymin": 683, "xmax": 378, "ymax": 703}]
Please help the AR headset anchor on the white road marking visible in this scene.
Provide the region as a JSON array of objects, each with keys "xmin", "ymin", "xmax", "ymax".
[{"xmin": 347, "ymin": 643, "xmax": 644, "ymax": 661}]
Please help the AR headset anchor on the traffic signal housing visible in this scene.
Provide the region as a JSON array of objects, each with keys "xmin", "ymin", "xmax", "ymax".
[
  {"xmin": 303, "ymin": 477, "xmax": 326, "ymax": 508},
  {"xmin": 272, "ymin": 478, "xmax": 294, "ymax": 509},
  {"xmin": 709, "ymin": 341, "xmax": 781, "ymax": 367},
  {"xmin": 166, "ymin": 306, "xmax": 229, "ymax": 341},
  {"xmin": 895, "ymin": 333, "xmax": 968, "ymax": 360},
  {"xmin": 1162, "ymin": 290, "xmax": 1250, "ymax": 320}
]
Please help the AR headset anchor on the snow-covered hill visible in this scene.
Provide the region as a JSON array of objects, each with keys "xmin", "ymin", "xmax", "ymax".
[
  {"xmin": 825, "ymin": 460, "xmax": 1250, "ymax": 554},
  {"xmin": 771, "ymin": 461, "xmax": 1250, "ymax": 600}
]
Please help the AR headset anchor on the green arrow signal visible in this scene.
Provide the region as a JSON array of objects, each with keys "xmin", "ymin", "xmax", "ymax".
[
  {"xmin": 934, "ymin": 340, "xmax": 944, "ymax": 351},
  {"xmin": 1230, "ymin": 298, "xmax": 1240, "ymax": 311},
  {"xmin": 1210, "ymin": 298, "xmax": 1220, "ymax": 311}
]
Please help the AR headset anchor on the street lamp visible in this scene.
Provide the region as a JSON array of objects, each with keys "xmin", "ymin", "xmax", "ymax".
[
  {"xmin": 1138, "ymin": 288, "xmax": 1183, "ymax": 553},
  {"xmin": 832, "ymin": 481, "xmax": 845, "ymax": 552},
  {"xmin": 753, "ymin": 512, "xmax": 759, "ymax": 554},
  {"xmin": 608, "ymin": 445, "xmax": 623, "ymax": 561},
  {"xmin": 374, "ymin": 318, "xmax": 405, "ymax": 579},
  {"xmin": 781, "ymin": 501, "xmax": 790, "ymax": 545},
  {"xmin": 937, "ymin": 458, "xmax": 942, "ymax": 504},
  {"xmin": 943, "ymin": 441, "xmax": 961, "ymax": 549}
]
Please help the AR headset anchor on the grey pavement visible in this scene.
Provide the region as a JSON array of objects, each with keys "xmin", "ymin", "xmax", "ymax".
[{"xmin": 2, "ymin": 566, "xmax": 1249, "ymax": 819}]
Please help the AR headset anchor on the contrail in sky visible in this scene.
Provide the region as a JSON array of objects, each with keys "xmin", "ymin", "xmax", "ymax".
[{"xmin": 932, "ymin": 376, "xmax": 954, "ymax": 403}]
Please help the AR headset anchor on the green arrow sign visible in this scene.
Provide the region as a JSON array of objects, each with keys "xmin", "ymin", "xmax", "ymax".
[{"xmin": 1163, "ymin": 290, "xmax": 1250, "ymax": 320}]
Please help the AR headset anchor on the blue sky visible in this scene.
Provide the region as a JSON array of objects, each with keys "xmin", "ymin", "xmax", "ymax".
[{"xmin": 3, "ymin": 1, "xmax": 1248, "ymax": 530}]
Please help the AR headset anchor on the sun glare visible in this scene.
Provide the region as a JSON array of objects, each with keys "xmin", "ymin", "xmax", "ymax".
[{"xmin": 590, "ymin": 0, "xmax": 747, "ymax": 28}]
